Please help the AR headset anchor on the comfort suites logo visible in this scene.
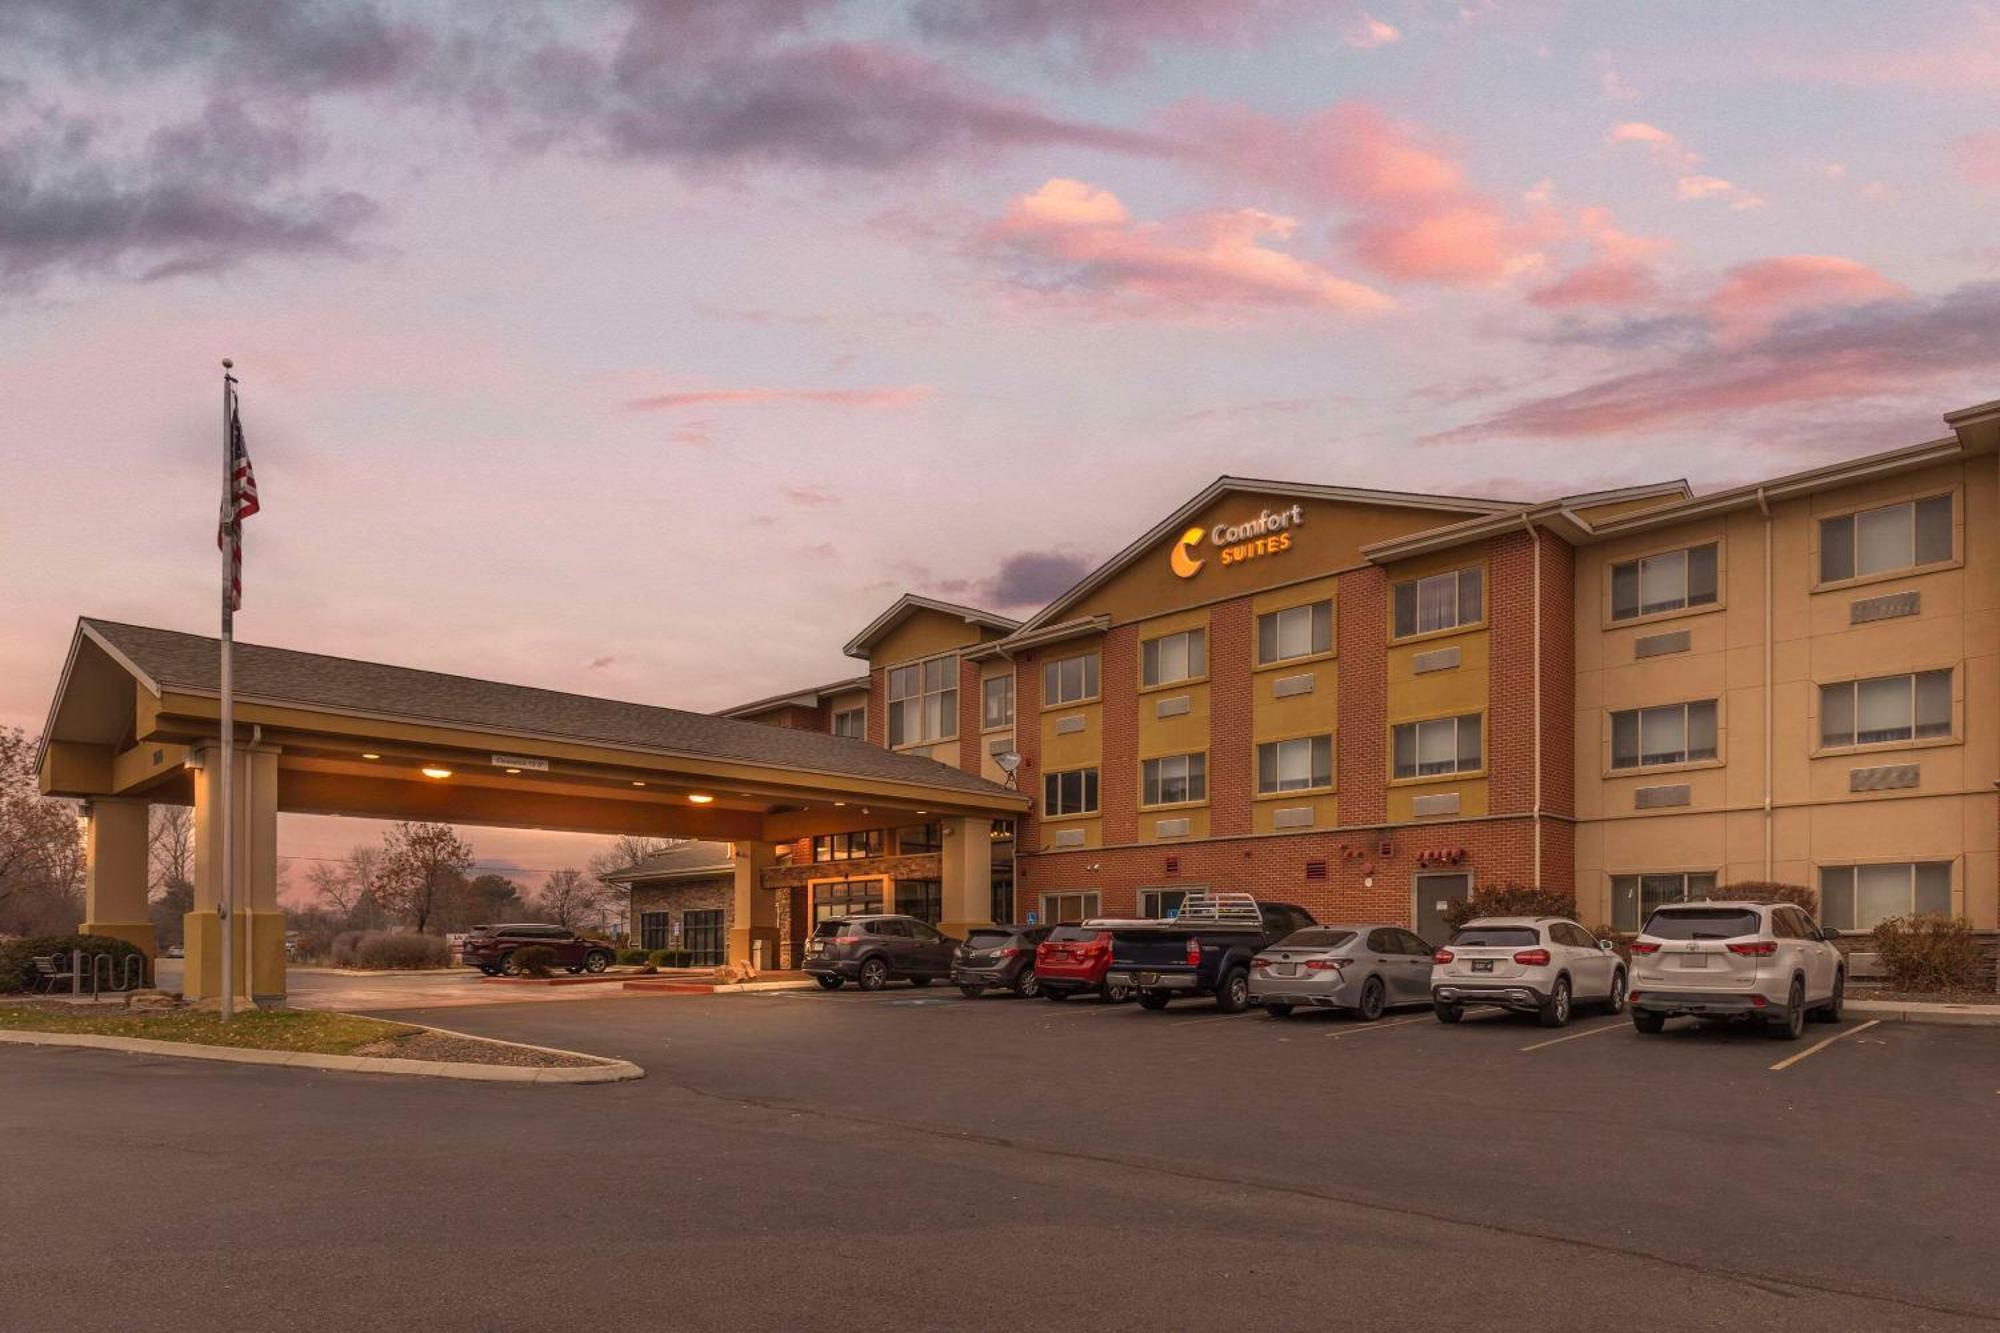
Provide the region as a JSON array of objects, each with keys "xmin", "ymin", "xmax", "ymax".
[{"xmin": 1170, "ymin": 504, "xmax": 1306, "ymax": 579}]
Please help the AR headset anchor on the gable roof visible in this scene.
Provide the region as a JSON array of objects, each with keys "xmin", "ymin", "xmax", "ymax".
[
  {"xmin": 841, "ymin": 594, "xmax": 1020, "ymax": 660},
  {"xmin": 715, "ymin": 675, "xmax": 869, "ymax": 719},
  {"xmin": 598, "ymin": 840, "xmax": 736, "ymax": 885}
]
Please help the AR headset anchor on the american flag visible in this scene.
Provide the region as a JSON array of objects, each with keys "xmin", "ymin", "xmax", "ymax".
[{"xmin": 217, "ymin": 387, "xmax": 260, "ymax": 611}]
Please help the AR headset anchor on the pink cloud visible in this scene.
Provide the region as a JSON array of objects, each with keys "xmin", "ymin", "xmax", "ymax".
[
  {"xmin": 1952, "ymin": 131, "xmax": 2000, "ymax": 190},
  {"xmin": 1608, "ymin": 122, "xmax": 1698, "ymax": 171},
  {"xmin": 979, "ymin": 177, "xmax": 1393, "ymax": 318},
  {"xmin": 1675, "ymin": 174, "xmax": 1765, "ymax": 210},
  {"xmin": 1527, "ymin": 205, "xmax": 1670, "ymax": 310},
  {"xmin": 1343, "ymin": 13, "xmax": 1401, "ymax": 49},
  {"xmin": 1705, "ymin": 255, "xmax": 1907, "ymax": 345},
  {"xmin": 626, "ymin": 386, "xmax": 933, "ymax": 409}
]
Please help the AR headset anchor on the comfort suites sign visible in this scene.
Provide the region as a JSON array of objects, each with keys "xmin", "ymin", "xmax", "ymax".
[{"xmin": 1170, "ymin": 503, "xmax": 1306, "ymax": 579}]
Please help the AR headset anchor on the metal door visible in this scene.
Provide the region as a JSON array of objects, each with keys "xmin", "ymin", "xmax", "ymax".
[{"xmin": 1415, "ymin": 873, "xmax": 1472, "ymax": 944}]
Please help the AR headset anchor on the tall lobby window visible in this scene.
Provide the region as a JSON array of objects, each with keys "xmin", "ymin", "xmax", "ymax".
[
  {"xmin": 1392, "ymin": 715, "xmax": 1481, "ymax": 779},
  {"xmin": 990, "ymin": 819, "xmax": 1016, "ymax": 922},
  {"xmin": 1610, "ymin": 700, "xmax": 1719, "ymax": 769},
  {"xmin": 812, "ymin": 878, "xmax": 884, "ymax": 923},
  {"xmin": 1257, "ymin": 736, "xmax": 1332, "ymax": 793},
  {"xmin": 895, "ymin": 879, "xmax": 943, "ymax": 925},
  {"xmin": 1611, "ymin": 543, "xmax": 1718, "ymax": 620},
  {"xmin": 813, "ymin": 829, "xmax": 883, "ymax": 863},
  {"xmin": 888, "ymin": 656, "xmax": 957, "ymax": 745},
  {"xmin": 831, "ymin": 707, "xmax": 865, "ymax": 738},
  {"xmin": 1819, "ymin": 670, "xmax": 1952, "ymax": 747},
  {"xmin": 1392, "ymin": 566, "xmax": 1482, "ymax": 639},
  {"xmin": 1610, "ymin": 872, "xmax": 1718, "ymax": 932},
  {"xmin": 982, "ymin": 674, "xmax": 1014, "ymax": 729},
  {"xmin": 638, "ymin": 911, "xmax": 671, "ymax": 951},
  {"xmin": 1819, "ymin": 862, "xmax": 1952, "ymax": 930},
  {"xmin": 1819, "ymin": 494, "xmax": 1952, "ymax": 582},
  {"xmin": 1142, "ymin": 628, "xmax": 1208, "ymax": 685},
  {"xmin": 1043, "ymin": 767, "xmax": 1100, "ymax": 816},
  {"xmin": 683, "ymin": 910, "xmax": 726, "ymax": 966},
  {"xmin": 1043, "ymin": 652, "xmax": 1100, "ymax": 706},
  {"xmin": 1256, "ymin": 602, "xmax": 1331, "ymax": 665},
  {"xmin": 896, "ymin": 822, "xmax": 942, "ymax": 855},
  {"xmin": 1141, "ymin": 752, "xmax": 1207, "ymax": 806}
]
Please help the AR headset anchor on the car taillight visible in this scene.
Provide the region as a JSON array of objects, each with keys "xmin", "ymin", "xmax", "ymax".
[
  {"xmin": 834, "ymin": 934, "xmax": 864, "ymax": 944},
  {"xmin": 1513, "ymin": 948, "xmax": 1552, "ymax": 966},
  {"xmin": 1433, "ymin": 949, "xmax": 1455, "ymax": 964},
  {"xmin": 1251, "ymin": 956, "xmax": 1274, "ymax": 968},
  {"xmin": 998, "ymin": 947, "xmax": 1023, "ymax": 957},
  {"xmin": 1726, "ymin": 941, "xmax": 1777, "ymax": 957},
  {"xmin": 1185, "ymin": 939, "xmax": 1201, "ymax": 966},
  {"xmin": 1629, "ymin": 941, "xmax": 1661, "ymax": 955},
  {"xmin": 1305, "ymin": 958, "xmax": 1346, "ymax": 972}
]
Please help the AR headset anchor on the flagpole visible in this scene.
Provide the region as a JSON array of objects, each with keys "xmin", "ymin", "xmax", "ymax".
[{"xmin": 219, "ymin": 359, "xmax": 236, "ymax": 1022}]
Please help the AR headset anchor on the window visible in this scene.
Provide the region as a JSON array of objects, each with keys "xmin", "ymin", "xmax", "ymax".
[
  {"xmin": 812, "ymin": 830, "xmax": 883, "ymax": 863},
  {"xmin": 1611, "ymin": 543, "xmax": 1718, "ymax": 621},
  {"xmin": 1040, "ymin": 891, "xmax": 1100, "ymax": 925},
  {"xmin": 1820, "ymin": 862, "xmax": 1952, "ymax": 930},
  {"xmin": 981, "ymin": 674, "xmax": 1014, "ymax": 729},
  {"xmin": 990, "ymin": 864, "xmax": 1014, "ymax": 925},
  {"xmin": 895, "ymin": 879, "xmax": 942, "ymax": 925},
  {"xmin": 1257, "ymin": 736, "xmax": 1333, "ymax": 793},
  {"xmin": 1043, "ymin": 652, "xmax": 1100, "ymax": 706},
  {"xmin": 1610, "ymin": 701, "xmax": 1719, "ymax": 769},
  {"xmin": 1392, "ymin": 567, "xmax": 1482, "ymax": 638},
  {"xmin": 1392, "ymin": 714, "xmax": 1482, "ymax": 779},
  {"xmin": 1820, "ymin": 494, "xmax": 1952, "ymax": 582},
  {"xmin": 811, "ymin": 878, "xmax": 884, "ymax": 923},
  {"xmin": 1042, "ymin": 767, "xmax": 1100, "ymax": 817},
  {"xmin": 1820, "ymin": 670, "xmax": 1952, "ymax": 747},
  {"xmin": 638, "ymin": 911, "xmax": 671, "ymax": 951},
  {"xmin": 1610, "ymin": 873, "xmax": 1718, "ymax": 932},
  {"xmin": 887, "ymin": 656, "xmax": 957, "ymax": 746},
  {"xmin": 1142, "ymin": 628, "xmax": 1208, "ymax": 686},
  {"xmin": 896, "ymin": 822, "xmax": 941, "ymax": 855},
  {"xmin": 1140, "ymin": 888, "xmax": 1190, "ymax": 918},
  {"xmin": 1141, "ymin": 753, "xmax": 1207, "ymax": 806},
  {"xmin": 830, "ymin": 706, "xmax": 865, "ymax": 738},
  {"xmin": 683, "ymin": 909, "xmax": 725, "ymax": 966},
  {"xmin": 1256, "ymin": 601, "xmax": 1332, "ymax": 665}
]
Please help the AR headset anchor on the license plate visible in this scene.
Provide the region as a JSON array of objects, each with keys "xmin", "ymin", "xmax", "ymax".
[
  {"xmin": 1271, "ymin": 963, "xmax": 1298, "ymax": 977},
  {"xmin": 1682, "ymin": 955, "xmax": 1708, "ymax": 969},
  {"xmin": 1138, "ymin": 972, "xmax": 1160, "ymax": 986},
  {"xmin": 1471, "ymin": 959, "xmax": 1494, "ymax": 973}
]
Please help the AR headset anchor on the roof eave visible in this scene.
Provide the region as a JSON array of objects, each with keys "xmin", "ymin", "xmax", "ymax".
[{"xmin": 841, "ymin": 594, "xmax": 1021, "ymax": 660}]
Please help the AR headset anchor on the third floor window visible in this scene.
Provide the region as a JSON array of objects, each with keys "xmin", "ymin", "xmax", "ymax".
[
  {"xmin": 888, "ymin": 656, "xmax": 956, "ymax": 746},
  {"xmin": 1392, "ymin": 714, "xmax": 1481, "ymax": 779},
  {"xmin": 1611, "ymin": 543, "xmax": 1718, "ymax": 621},
  {"xmin": 1141, "ymin": 752, "xmax": 1207, "ymax": 806},
  {"xmin": 1611, "ymin": 700, "xmax": 1719, "ymax": 769},
  {"xmin": 1820, "ymin": 669, "xmax": 1951, "ymax": 748},
  {"xmin": 1819, "ymin": 494, "xmax": 1952, "ymax": 583},
  {"xmin": 1043, "ymin": 652, "xmax": 1100, "ymax": 706},
  {"xmin": 981, "ymin": 674, "xmax": 1014, "ymax": 729},
  {"xmin": 1142, "ymin": 628, "xmax": 1207, "ymax": 686},
  {"xmin": 1256, "ymin": 601, "xmax": 1331, "ymax": 665},
  {"xmin": 1392, "ymin": 566, "xmax": 1482, "ymax": 639}
]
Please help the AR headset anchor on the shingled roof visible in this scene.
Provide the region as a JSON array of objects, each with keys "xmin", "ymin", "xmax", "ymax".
[
  {"xmin": 598, "ymin": 841, "xmax": 737, "ymax": 884},
  {"xmin": 77, "ymin": 619, "xmax": 1022, "ymax": 802}
]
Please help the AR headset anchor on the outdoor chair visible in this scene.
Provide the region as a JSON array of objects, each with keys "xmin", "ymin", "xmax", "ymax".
[{"xmin": 30, "ymin": 955, "xmax": 75, "ymax": 994}]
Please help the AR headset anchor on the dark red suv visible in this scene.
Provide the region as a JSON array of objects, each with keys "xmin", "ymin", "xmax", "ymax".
[
  {"xmin": 461, "ymin": 924, "xmax": 615, "ymax": 976},
  {"xmin": 1034, "ymin": 923, "xmax": 1136, "ymax": 1002}
]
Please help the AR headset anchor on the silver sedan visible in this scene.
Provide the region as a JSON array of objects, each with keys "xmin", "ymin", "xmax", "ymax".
[{"xmin": 1248, "ymin": 924, "xmax": 1438, "ymax": 1021}]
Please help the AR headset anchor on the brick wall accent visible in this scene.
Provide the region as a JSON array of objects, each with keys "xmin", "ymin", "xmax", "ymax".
[
  {"xmin": 1538, "ymin": 534, "xmax": 1578, "ymax": 821},
  {"xmin": 958, "ymin": 658, "xmax": 983, "ymax": 775},
  {"xmin": 758, "ymin": 704, "xmax": 826, "ymax": 730},
  {"xmin": 628, "ymin": 875, "xmax": 734, "ymax": 947},
  {"xmin": 866, "ymin": 667, "xmax": 887, "ymax": 748},
  {"xmin": 1207, "ymin": 599, "xmax": 1254, "ymax": 837},
  {"xmin": 1016, "ymin": 646, "xmax": 1045, "ymax": 854},
  {"xmin": 1337, "ymin": 564, "xmax": 1389, "ymax": 825},
  {"xmin": 1101, "ymin": 624, "xmax": 1139, "ymax": 845},
  {"xmin": 1483, "ymin": 529, "xmax": 1578, "ymax": 893},
  {"xmin": 1487, "ymin": 531, "xmax": 1536, "ymax": 818}
]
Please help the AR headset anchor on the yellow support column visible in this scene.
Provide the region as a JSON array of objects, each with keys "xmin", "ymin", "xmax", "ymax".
[
  {"xmin": 185, "ymin": 743, "xmax": 286, "ymax": 1005},
  {"xmin": 727, "ymin": 841, "xmax": 779, "ymax": 969},
  {"xmin": 938, "ymin": 816, "xmax": 994, "ymax": 940},
  {"xmin": 82, "ymin": 797, "xmax": 155, "ymax": 965}
]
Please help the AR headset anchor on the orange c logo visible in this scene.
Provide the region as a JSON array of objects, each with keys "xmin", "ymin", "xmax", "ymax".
[{"xmin": 1170, "ymin": 526, "xmax": 1206, "ymax": 579}]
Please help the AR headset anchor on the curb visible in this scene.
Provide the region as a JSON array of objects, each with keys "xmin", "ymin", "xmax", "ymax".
[
  {"xmin": 1846, "ymin": 999, "xmax": 2000, "ymax": 1027},
  {"xmin": 0, "ymin": 1027, "xmax": 644, "ymax": 1084},
  {"xmin": 623, "ymin": 979, "xmax": 817, "ymax": 995}
]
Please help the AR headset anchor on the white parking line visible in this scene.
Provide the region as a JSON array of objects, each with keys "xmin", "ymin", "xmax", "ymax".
[
  {"xmin": 1324, "ymin": 1014, "xmax": 1434, "ymax": 1039},
  {"xmin": 1769, "ymin": 1019, "xmax": 1881, "ymax": 1072},
  {"xmin": 1519, "ymin": 1019, "xmax": 1624, "ymax": 1052}
]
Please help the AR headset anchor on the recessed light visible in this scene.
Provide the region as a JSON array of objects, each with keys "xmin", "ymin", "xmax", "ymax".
[
  {"xmin": 421, "ymin": 766, "xmax": 452, "ymax": 780},
  {"xmin": 505, "ymin": 768, "xmax": 521, "ymax": 775},
  {"xmin": 834, "ymin": 801, "xmax": 846, "ymax": 807},
  {"xmin": 687, "ymin": 793, "xmax": 715, "ymax": 804},
  {"xmin": 632, "ymin": 781, "xmax": 648, "ymax": 788},
  {"xmin": 362, "ymin": 753, "xmax": 381, "ymax": 760}
]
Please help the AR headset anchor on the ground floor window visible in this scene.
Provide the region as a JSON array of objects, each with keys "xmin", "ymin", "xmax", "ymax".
[
  {"xmin": 990, "ymin": 866, "xmax": 1015, "ymax": 925},
  {"xmin": 1820, "ymin": 862, "xmax": 1951, "ymax": 930},
  {"xmin": 1140, "ymin": 887, "xmax": 1190, "ymax": 919},
  {"xmin": 1040, "ymin": 891, "xmax": 1100, "ymax": 925},
  {"xmin": 638, "ymin": 911, "xmax": 671, "ymax": 951},
  {"xmin": 1611, "ymin": 872, "xmax": 1719, "ymax": 932},
  {"xmin": 896, "ymin": 878, "xmax": 942, "ymax": 925},
  {"xmin": 683, "ymin": 910, "xmax": 726, "ymax": 966},
  {"xmin": 813, "ymin": 878, "xmax": 885, "ymax": 924}
]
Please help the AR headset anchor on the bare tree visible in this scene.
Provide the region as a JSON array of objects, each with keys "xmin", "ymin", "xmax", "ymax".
[
  {"xmin": 147, "ymin": 804, "xmax": 193, "ymax": 896},
  {"xmin": 0, "ymin": 727, "xmax": 85, "ymax": 935},
  {"xmin": 586, "ymin": 835, "xmax": 678, "ymax": 885},
  {"xmin": 371, "ymin": 823, "xmax": 473, "ymax": 934},
  {"xmin": 536, "ymin": 867, "xmax": 616, "ymax": 931}
]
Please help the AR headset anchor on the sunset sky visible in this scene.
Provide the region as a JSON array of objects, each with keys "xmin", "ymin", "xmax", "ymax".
[{"xmin": 3, "ymin": 1, "xmax": 1996, "ymax": 895}]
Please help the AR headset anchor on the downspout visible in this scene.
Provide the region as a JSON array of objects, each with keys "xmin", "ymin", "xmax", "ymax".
[
  {"xmin": 1756, "ymin": 488, "xmax": 1773, "ymax": 882},
  {"xmin": 1521, "ymin": 515, "xmax": 1543, "ymax": 887}
]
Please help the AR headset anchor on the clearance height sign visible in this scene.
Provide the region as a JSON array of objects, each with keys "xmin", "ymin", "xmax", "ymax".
[{"xmin": 1171, "ymin": 504, "xmax": 1305, "ymax": 579}]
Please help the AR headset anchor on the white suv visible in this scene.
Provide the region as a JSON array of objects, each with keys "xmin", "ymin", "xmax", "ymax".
[
  {"xmin": 1628, "ymin": 900, "xmax": 1843, "ymax": 1040},
  {"xmin": 1431, "ymin": 916, "xmax": 1626, "ymax": 1028}
]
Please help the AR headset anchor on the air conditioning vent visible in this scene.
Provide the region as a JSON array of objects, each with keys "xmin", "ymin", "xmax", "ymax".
[
  {"xmin": 1052, "ymin": 827, "xmax": 1085, "ymax": 847},
  {"xmin": 1054, "ymin": 714, "xmax": 1086, "ymax": 735},
  {"xmin": 1412, "ymin": 646, "xmax": 1461, "ymax": 674},
  {"xmin": 1272, "ymin": 806, "xmax": 1314, "ymax": 829},
  {"xmin": 1155, "ymin": 695, "xmax": 1191, "ymax": 719},
  {"xmin": 1634, "ymin": 784, "xmax": 1691, "ymax": 809},
  {"xmin": 1273, "ymin": 673, "xmax": 1315, "ymax": 698},
  {"xmin": 1850, "ymin": 590, "xmax": 1920, "ymax": 624},
  {"xmin": 1633, "ymin": 630, "xmax": 1692, "ymax": 659},
  {"xmin": 1411, "ymin": 792, "xmax": 1460, "ymax": 817},
  {"xmin": 1304, "ymin": 860, "xmax": 1328, "ymax": 881},
  {"xmin": 1850, "ymin": 764, "xmax": 1919, "ymax": 793},
  {"xmin": 1155, "ymin": 818, "xmax": 1190, "ymax": 838},
  {"xmin": 1163, "ymin": 856, "xmax": 1181, "ymax": 876}
]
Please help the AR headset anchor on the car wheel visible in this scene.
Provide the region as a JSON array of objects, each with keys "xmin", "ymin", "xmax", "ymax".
[
  {"xmin": 1265, "ymin": 1002, "xmax": 1294, "ymax": 1018},
  {"xmin": 500, "ymin": 954, "xmax": 521, "ymax": 977},
  {"xmin": 1215, "ymin": 968, "xmax": 1251, "ymax": 1014},
  {"xmin": 1043, "ymin": 987, "xmax": 1071, "ymax": 1002},
  {"xmin": 858, "ymin": 958, "xmax": 890, "ymax": 992},
  {"xmin": 1767, "ymin": 978, "xmax": 1806, "ymax": 1040},
  {"xmin": 1138, "ymin": 991, "xmax": 1172, "ymax": 1011},
  {"xmin": 1811, "ymin": 970, "xmax": 1844, "ymax": 1023},
  {"xmin": 1604, "ymin": 969, "xmax": 1627, "ymax": 1014},
  {"xmin": 1433, "ymin": 1000, "xmax": 1463, "ymax": 1024},
  {"xmin": 814, "ymin": 974, "xmax": 843, "ymax": 991},
  {"xmin": 1103, "ymin": 983, "xmax": 1133, "ymax": 1003},
  {"xmin": 1538, "ymin": 976, "xmax": 1572, "ymax": 1028},
  {"xmin": 583, "ymin": 951, "xmax": 611, "ymax": 974},
  {"xmin": 958, "ymin": 985, "xmax": 985, "ymax": 999},
  {"xmin": 1356, "ymin": 976, "xmax": 1387, "ymax": 1022},
  {"xmin": 1632, "ymin": 1009, "xmax": 1666, "ymax": 1034},
  {"xmin": 1014, "ymin": 968, "xmax": 1040, "ymax": 999},
  {"xmin": 908, "ymin": 975, "xmax": 933, "ymax": 988},
  {"xmin": 565, "ymin": 965, "xmax": 584, "ymax": 975}
]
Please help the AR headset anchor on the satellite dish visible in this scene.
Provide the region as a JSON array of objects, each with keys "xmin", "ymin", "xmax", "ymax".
[{"xmin": 993, "ymin": 750, "xmax": 1023, "ymax": 776}]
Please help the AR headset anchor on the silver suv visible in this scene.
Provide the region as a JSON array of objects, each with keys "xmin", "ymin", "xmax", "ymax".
[
  {"xmin": 1431, "ymin": 916, "xmax": 1626, "ymax": 1028},
  {"xmin": 1628, "ymin": 900, "xmax": 1843, "ymax": 1040}
]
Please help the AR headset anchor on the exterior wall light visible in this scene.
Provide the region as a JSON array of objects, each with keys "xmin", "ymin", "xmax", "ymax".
[{"xmin": 421, "ymin": 766, "xmax": 452, "ymax": 779}]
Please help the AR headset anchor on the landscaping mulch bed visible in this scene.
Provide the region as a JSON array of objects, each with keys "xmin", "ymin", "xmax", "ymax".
[
  {"xmin": 350, "ymin": 1030, "xmax": 602, "ymax": 1068},
  {"xmin": 1851, "ymin": 986, "xmax": 1999, "ymax": 1006}
]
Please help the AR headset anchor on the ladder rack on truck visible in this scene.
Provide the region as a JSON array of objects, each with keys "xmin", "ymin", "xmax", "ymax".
[{"xmin": 1165, "ymin": 891, "xmax": 1265, "ymax": 927}]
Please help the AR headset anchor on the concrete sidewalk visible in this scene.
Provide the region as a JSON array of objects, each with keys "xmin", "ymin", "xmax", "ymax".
[{"xmin": 1848, "ymin": 998, "xmax": 2000, "ymax": 1026}]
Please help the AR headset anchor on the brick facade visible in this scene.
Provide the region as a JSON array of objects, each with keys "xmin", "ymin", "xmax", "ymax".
[
  {"xmin": 1335, "ymin": 565, "xmax": 1389, "ymax": 826},
  {"xmin": 1100, "ymin": 624, "xmax": 1139, "ymax": 846},
  {"xmin": 627, "ymin": 875, "xmax": 734, "ymax": 954}
]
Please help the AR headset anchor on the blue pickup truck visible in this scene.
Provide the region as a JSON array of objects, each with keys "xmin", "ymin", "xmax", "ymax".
[{"xmin": 1104, "ymin": 893, "xmax": 1318, "ymax": 1013}]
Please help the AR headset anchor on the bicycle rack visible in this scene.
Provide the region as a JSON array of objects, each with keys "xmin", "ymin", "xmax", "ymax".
[{"xmin": 72, "ymin": 950, "xmax": 147, "ymax": 1002}]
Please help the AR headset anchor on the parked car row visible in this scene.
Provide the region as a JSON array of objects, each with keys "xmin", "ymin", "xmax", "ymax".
[{"xmin": 802, "ymin": 892, "xmax": 1848, "ymax": 1041}]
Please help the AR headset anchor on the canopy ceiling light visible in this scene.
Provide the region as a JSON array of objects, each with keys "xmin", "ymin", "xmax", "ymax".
[
  {"xmin": 687, "ymin": 793, "xmax": 715, "ymax": 804},
  {"xmin": 421, "ymin": 766, "xmax": 453, "ymax": 780}
]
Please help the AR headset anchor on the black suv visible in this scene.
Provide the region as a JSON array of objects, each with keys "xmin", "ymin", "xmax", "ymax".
[
  {"xmin": 804, "ymin": 915, "xmax": 958, "ymax": 991},
  {"xmin": 951, "ymin": 924, "xmax": 1052, "ymax": 998}
]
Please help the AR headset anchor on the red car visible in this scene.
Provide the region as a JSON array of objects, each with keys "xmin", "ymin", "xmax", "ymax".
[{"xmin": 1034, "ymin": 922, "xmax": 1138, "ymax": 1002}]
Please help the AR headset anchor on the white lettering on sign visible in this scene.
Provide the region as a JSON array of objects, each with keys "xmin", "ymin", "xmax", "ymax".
[{"xmin": 491, "ymin": 754, "xmax": 550, "ymax": 772}]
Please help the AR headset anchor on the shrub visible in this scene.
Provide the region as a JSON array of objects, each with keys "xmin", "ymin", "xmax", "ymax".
[
  {"xmin": 1872, "ymin": 914, "xmax": 1983, "ymax": 992},
  {"xmin": 328, "ymin": 930, "xmax": 365, "ymax": 968},
  {"xmin": 290, "ymin": 930, "xmax": 334, "ymax": 965},
  {"xmin": 648, "ymin": 948, "xmax": 695, "ymax": 969},
  {"xmin": 352, "ymin": 932, "xmax": 451, "ymax": 970},
  {"xmin": 0, "ymin": 934, "xmax": 149, "ymax": 993},
  {"xmin": 617, "ymin": 948, "xmax": 650, "ymax": 966},
  {"xmin": 1442, "ymin": 884, "xmax": 1576, "ymax": 933},
  {"xmin": 513, "ymin": 945, "xmax": 557, "ymax": 977},
  {"xmin": 1721, "ymin": 881, "xmax": 1816, "ymax": 913}
]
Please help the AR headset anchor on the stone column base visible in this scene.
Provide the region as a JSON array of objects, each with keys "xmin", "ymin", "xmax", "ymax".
[{"xmin": 182, "ymin": 910, "xmax": 287, "ymax": 1004}]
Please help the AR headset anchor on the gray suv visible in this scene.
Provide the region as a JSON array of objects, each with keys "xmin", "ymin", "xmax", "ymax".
[{"xmin": 804, "ymin": 915, "xmax": 958, "ymax": 991}]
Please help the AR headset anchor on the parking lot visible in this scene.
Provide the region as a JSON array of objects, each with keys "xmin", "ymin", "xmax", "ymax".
[{"xmin": 5, "ymin": 988, "xmax": 1998, "ymax": 1331}]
